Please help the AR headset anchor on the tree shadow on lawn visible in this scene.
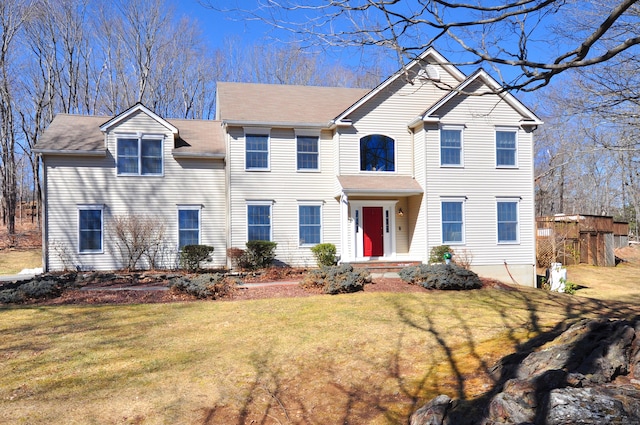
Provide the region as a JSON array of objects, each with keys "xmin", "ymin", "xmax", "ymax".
[{"xmin": 199, "ymin": 287, "xmax": 640, "ymax": 425}]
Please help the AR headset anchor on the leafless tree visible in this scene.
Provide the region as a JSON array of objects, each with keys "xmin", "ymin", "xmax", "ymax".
[
  {"xmin": 0, "ymin": 0, "xmax": 31, "ymax": 235},
  {"xmin": 210, "ymin": 0, "xmax": 640, "ymax": 92}
]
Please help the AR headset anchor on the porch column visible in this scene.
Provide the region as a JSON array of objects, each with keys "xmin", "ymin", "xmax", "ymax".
[{"xmin": 340, "ymin": 193, "xmax": 351, "ymax": 263}]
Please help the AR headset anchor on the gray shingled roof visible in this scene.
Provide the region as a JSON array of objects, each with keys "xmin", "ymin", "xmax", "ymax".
[
  {"xmin": 34, "ymin": 114, "xmax": 225, "ymax": 156},
  {"xmin": 216, "ymin": 82, "xmax": 370, "ymax": 125},
  {"xmin": 35, "ymin": 114, "xmax": 108, "ymax": 152}
]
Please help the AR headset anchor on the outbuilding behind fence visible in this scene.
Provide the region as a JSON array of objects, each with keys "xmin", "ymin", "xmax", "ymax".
[{"xmin": 536, "ymin": 214, "xmax": 629, "ymax": 268}]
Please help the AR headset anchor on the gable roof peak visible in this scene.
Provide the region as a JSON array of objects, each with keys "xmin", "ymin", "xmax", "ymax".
[
  {"xmin": 331, "ymin": 47, "xmax": 467, "ymax": 125},
  {"xmin": 99, "ymin": 102, "xmax": 179, "ymax": 134}
]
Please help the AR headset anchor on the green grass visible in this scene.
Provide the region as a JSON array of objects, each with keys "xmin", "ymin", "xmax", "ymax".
[{"xmin": 0, "ymin": 248, "xmax": 42, "ymax": 275}]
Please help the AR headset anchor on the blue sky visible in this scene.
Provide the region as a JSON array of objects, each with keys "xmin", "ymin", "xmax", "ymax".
[{"xmin": 172, "ymin": 0, "xmax": 375, "ymax": 69}]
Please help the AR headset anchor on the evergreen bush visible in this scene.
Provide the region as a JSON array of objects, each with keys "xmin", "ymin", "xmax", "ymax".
[
  {"xmin": 399, "ymin": 263, "xmax": 482, "ymax": 290},
  {"xmin": 311, "ymin": 243, "xmax": 337, "ymax": 267},
  {"xmin": 169, "ymin": 273, "xmax": 236, "ymax": 299},
  {"xmin": 244, "ymin": 240, "xmax": 278, "ymax": 270},
  {"xmin": 300, "ymin": 264, "xmax": 371, "ymax": 294},
  {"xmin": 180, "ymin": 244, "xmax": 214, "ymax": 271}
]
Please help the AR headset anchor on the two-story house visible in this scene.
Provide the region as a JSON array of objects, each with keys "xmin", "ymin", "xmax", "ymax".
[{"xmin": 35, "ymin": 48, "xmax": 542, "ymax": 285}]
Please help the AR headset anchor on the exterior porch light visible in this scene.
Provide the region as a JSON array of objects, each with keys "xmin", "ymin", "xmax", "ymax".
[{"xmin": 397, "ymin": 208, "xmax": 404, "ymax": 217}]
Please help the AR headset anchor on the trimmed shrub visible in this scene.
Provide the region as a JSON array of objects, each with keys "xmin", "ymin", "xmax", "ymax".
[
  {"xmin": 180, "ymin": 244, "xmax": 214, "ymax": 272},
  {"xmin": 429, "ymin": 245, "xmax": 455, "ymax": 264},
  {"xmin": 0, "ymin": 289, "xmax": 25, "ymax": 304},
  {"xmin": 399, "ymin": 263, "xmax": 482, "ymax": 290},
  {"xmin": 244, "ymin": 240, "xmax": 278, "ymax": 270},
  {"xmin": 227, "ymin": 247, "xmax": 246, "ymax": 269},
  {"xmin": 169, "ymin": 273, "xmax": 236, "ymax": 299},
  {"xmin": 311, "ymin": 243, "xmax": 337, "ymax": 267},
  {"xmin": 300, "ymin": 264, "xmax": 371, "ymax": 295},
  {"xmin": 0, "ymin": 277, "xmax": 74, "ymax": 304}
]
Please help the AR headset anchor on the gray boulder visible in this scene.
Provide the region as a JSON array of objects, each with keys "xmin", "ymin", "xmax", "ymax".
[{"xmin": 410, "ymin": 318, "xmax": 640, "ymax": 425}]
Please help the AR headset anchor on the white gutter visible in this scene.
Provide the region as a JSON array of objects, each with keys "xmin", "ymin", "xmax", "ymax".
[
  {"xmin": 33, "ymin": 149, "xmax": 107, "ymax": 157},
  {"xmin": 171, "ymin": 151, "xmax": 226, "ymax": 159}
]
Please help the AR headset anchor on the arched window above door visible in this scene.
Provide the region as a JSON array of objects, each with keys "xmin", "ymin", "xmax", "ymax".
[{"xmin": 360, "ymin": 134, "xmax": 395, "ymax": 172}]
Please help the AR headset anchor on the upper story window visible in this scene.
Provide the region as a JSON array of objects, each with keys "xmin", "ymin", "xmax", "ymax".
[
  {"xmin": 496, "ymin": 128, "xmax": 518, "ymax": 167},
  {"xmin": 297, "ymin": 135, "xmax": 319, "ymax": 171},
  {"xmin": 246, "ymin": 133, "xmax": 269, "ymax": 170},
  {"xmin": 117, "ymin": 136, "xmax": 163, "ymax": 175},
  {"xmin": 440, "ymin": 126, "xmax": 463, "ymax": 167},
  {"xmin": 360, "ymin": 134, "xmax": 395, "ymax": 172}
]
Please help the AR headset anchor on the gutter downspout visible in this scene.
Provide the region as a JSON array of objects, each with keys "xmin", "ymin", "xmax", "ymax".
[
  {"xmin": 223, "ymin": 122, "xmax": 231, "ymax": 269},
  {"xmin": 40, "ymin": 154, "xmax": 48, "ymax": 272}
]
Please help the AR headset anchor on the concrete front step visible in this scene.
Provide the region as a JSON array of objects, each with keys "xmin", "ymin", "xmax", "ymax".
[{"xmin": 349, "ymin": 261, "xmax": 422, "ymax": 273}]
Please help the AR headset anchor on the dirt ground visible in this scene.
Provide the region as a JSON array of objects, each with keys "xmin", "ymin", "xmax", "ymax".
[{"xmin": 28, "ymin": 273, "xmax": 510, "ymax": 306}]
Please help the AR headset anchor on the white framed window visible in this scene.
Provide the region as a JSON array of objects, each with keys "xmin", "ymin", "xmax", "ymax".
[
  {"xmin": 116, "ymin": 135, "xmax": 163, "ymax": 175},
  {"xmin": 440, "ymin": 125, "xmax": 463, "ymax": 167},
  {"xmin": 441, "ymin": 198, "xmax": 465, "ymax": 244},
  {"xmin": 247, "ymin": 201, "xmax": 273, "ymax": 241},
  {"xmin": 497, "ymin": 199, "xmax": 519, "ymax": 243},
  {"xmin": 177, "ymin": 205, "xmax": 201, "ymax": 249},
  {"xmin": 496, "ymin": 128, "xmax": 518, "ymax": 167},
  {"xmin": 297, "ymin": 135, "xmax": 319, "ymax": 171},
  {"xmin": 245, "ymin": 129, "xmax": 270, "ymax": 170},
  {"xmin": 360, "ymin": 134, "xmax": 395, "ymax": 172},
  {"xmin": 78, "ymin": 205, "xmax": 103, "ymax": 253},
  {"xmin": 298, "ymin": 203, "xmax": 322, "ymax": 246}
]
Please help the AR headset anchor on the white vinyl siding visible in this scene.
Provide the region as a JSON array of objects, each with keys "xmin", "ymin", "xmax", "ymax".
[
  {"xmin": 43, "ymin": 111, "xmax": 226, "ymax": 271},
  {"xmin": 337, "ymin": 62, "xmax": 463, "ymax": 176},
  {"xmin": 229, "ymin": 127, "xmax": 339, "ymax": 266},
  {"xmin": 423, "ymin": 78, "xmax": 535, "ymax": 270}
]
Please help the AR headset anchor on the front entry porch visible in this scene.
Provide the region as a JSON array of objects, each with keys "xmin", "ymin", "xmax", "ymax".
[{"xmin": 337, "ymin": 174, "xmax": 425, "ymax": 265}]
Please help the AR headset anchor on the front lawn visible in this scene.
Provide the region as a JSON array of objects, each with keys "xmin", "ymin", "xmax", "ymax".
[{"xmin": 3, "ymin": 285, "xmax": 638, "ymax": 424}]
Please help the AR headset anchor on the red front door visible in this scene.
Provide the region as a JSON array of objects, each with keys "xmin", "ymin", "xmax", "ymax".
[{"xmin": 363, "ymin": 207, "xmax": 384, "ymax": 257}]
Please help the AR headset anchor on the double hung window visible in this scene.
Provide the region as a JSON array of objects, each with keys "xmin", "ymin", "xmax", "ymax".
[
  {"xmin": 441, "ymin": 200, "xmax": 464, "ymax": 244},
  {"xmin": 246, "ymin": 134, "xmax": 269, "ymax": 170},
  {"xmin": 247, "ymin": 203, "xmax": 272, "ymax": 241},
  {"xmin": 496, "ymin": 129, "xmax": 517, "ymax": 167},
  {"xmin": 297, "ymin": 135, "xmax": 319, "ymax": 171},
  {"xmin": 117, "ymin": 136, "xmax": 162, "ymax": 175},
  {"xmin": 178, "ymin": 207, "xmax": 201, "ymax": 249},
  {"xmin": 497, "ymin": 200, "xmax": 519, "ymax": 243},
  {"xmin": 299, "ymin": 204, "xmax": 321, "ymax": 246},
  {"xmin": 440, "ymin": 127, "xmax": 463, "ymax": 166},
  {"xmin": 78, "ymin": 206, "xmax": 103, "ymax": 253}
]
